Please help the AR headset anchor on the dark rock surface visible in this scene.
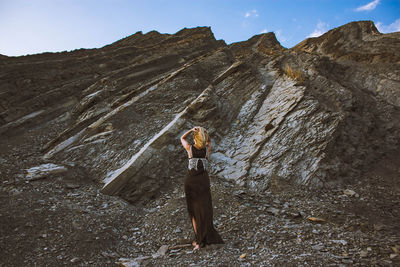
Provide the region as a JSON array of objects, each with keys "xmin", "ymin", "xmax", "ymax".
[{"xmin": 0, "ymin": 21, "xmax": 399, "ymax": 266}]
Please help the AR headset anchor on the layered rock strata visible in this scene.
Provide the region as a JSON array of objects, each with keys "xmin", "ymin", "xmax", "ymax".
[{"xmin": 1, "ymin": 21, "xmax": 399, "ymax": 203}]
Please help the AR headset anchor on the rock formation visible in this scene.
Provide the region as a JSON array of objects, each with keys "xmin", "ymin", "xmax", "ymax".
[{"xmin": 1, "ymin": 21, "xmax": 399, "ymax": 204}]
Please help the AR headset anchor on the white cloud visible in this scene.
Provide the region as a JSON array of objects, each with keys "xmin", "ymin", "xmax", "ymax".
[
  {"xmin": 307, "ymin": 21, "xmax": 329, "ymax": 38},
  {"xmin": 275, "ymin": 29, "xmax": 287, "ymax": 43},
  {"xmin": 355, "ymin": 0, "xmax": 380, "ymax": 12},
  {"xmin": 260, "ymin": 29, "xmax": 268, "ymax": 34},
  {"xmin": 376, "ymin": 18, "xmax": 400, "ymax": 33},
  {"xmin": 244, "ymin": 9, "xmax": 259, "ymax": 18}
]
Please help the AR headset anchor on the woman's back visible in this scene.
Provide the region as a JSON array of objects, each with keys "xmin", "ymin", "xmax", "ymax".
[{"xmin": 191, "ymin": 145, "xmax": 206, "ymax": 158}]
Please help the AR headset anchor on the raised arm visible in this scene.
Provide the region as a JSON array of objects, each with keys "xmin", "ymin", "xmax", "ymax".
[
  {"xmin": 180, "ymin": 129, "xmax": 192, "ymax": 150},
  {"xmin": 181, "ymin": 128, "xmax": 196, "ymax": 157}
]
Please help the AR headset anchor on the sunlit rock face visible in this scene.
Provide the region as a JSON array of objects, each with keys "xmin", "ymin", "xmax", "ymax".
[{"xmin": 1, "ymin": 21, "xmax": 399, "ymax": 203}]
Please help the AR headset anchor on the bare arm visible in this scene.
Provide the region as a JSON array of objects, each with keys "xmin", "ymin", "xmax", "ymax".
[
  {"xmin": 181, "ymin": 128, "xmax": 197, "ymax": 157},
  {"xmin": 180, "ymin": 129, "xmax": 192, "ymax": 152}
]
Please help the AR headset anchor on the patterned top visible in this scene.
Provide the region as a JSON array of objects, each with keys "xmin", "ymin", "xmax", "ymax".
[{"xmin": 188, "ymin": 145, "xmax": 208, "ymax": 171}]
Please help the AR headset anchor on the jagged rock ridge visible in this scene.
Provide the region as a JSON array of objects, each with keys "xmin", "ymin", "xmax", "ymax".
[{"xmin": 1, "ymin": 21, "xmax": 399, "ymax": 203}]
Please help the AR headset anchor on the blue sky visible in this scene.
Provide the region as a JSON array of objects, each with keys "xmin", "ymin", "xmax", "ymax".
[{"xmin": 1, "ymin": 0, "xmax": 399, "ymax": 56}]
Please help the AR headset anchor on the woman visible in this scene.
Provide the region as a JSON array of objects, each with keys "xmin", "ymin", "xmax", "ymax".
[{"xmin": 180, "ymin": 126, "xmax": 224, "ymax": 250}]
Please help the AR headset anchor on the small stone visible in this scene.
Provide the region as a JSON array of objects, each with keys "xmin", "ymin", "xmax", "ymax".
[
  {"xmin": 332, "ymin": 239, "xmax": 347, "ymax": 245},
  {"xmin": 390, "ymin": 254, "xmax": 397, "ymax": 259},
  {"xmin": 152, "ymin": 253, "xmax": 161, "ymax": 259},
  {"xmin": 312, "ymin": 244, "xmax": 324, "ymax": 251},
  {"xmin": 239, "ymin": 253, "xmax": 246, "ymax": 259},
  {"xmin": 290, "ymin": 212, "xmax": 302, "ymax": 218},
  {"xmin": 70, "ymin": 257, "xmax": 80, "ymax": 263},
  {"xmin": 343, "ymin": 189, "xmax": 357, "ymax": 197},
  {"xmin": 147, "ymin": 207, "xmax": 158, "ymax": 213},
  {"xmin": 342, "ymin": 259, "xmax": 353, "ymax": 264},
  {"xmin": 237, "ymin": 180, "xmax": 245, "ymax": 187},
  {"xmin": 101, "ymin": 251, "xmax": 119, "ymax": 258},
  {"xmin": 266, "ymin": 207, "xmax": 280, "ymax": 216},
  {"xmin": 65, "ymin": 183, "xmax": 80, "ymax": 189},
  {"xmin": 157, "ymin": 245, "xmax": 169, "ymax": 256},
  {"xmin": 233, "ymin": 190, "xmax": 246, "ymax": 196},
  {"xmin": 273, "ymin": 199, "xmax": 281, "ymax": 204},
  {"xmin": 360, "ymin": 250, "xmax": 368, "ymax": 258},
  {"xmin": 119, "ymin": 258, "xmax": 140, "ymax": 267},
  {"xmin": 308, "ymin": 217, "xmax": 326, "ymax": 223}
]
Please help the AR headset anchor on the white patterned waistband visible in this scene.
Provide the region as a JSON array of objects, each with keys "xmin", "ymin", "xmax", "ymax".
[{"xmin": 188, "ymin": 158, "xmax": 208, "ymax": 171}]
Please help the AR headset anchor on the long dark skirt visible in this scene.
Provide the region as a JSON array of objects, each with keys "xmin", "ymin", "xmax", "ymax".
[{"xmin": 184, "ymin": 169, "xmax": 223, "ymax": 246}]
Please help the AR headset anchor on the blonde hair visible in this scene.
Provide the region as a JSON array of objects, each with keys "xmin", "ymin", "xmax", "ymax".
[{"xmin": 193, "ymin": 127, "xmax": 210, "ymax": 149}]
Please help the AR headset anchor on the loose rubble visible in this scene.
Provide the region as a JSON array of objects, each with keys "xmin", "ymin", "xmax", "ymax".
[{"xmin": 1, "ymin": 151, "xmax": 399, "ymax": 266}]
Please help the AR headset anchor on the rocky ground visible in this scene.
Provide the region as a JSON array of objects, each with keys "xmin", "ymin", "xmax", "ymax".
[{"xmin": 1, "ymin": 144, "xmax": 399, "ymax": 266}]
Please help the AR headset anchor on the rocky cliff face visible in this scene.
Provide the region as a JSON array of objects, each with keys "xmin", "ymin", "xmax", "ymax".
[{"xmin": 1, "ymin": 21, "xmax": 399, "ymax": 203}]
